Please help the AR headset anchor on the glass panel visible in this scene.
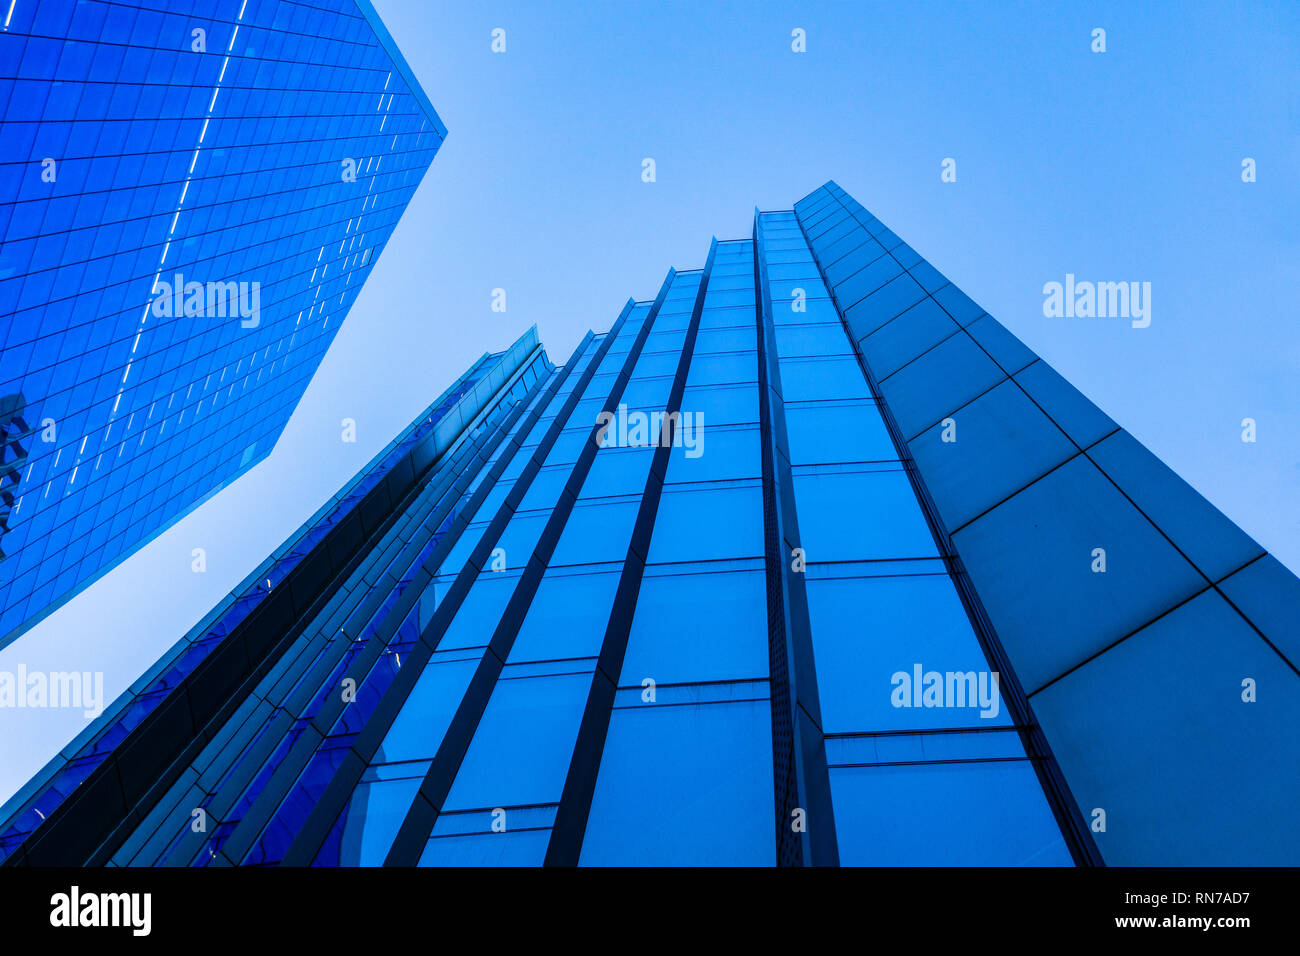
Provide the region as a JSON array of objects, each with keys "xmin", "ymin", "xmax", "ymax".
[
  {"xmin": 620, "ymin": 565, "xmax": 768, "ymax": 685},
  {"xmin": 648, "ymin": 483, "xmax": 764, "ymax": 564},
  {"xmin": 441, "ymin": 671, "xmax": 592, "ymax": 812},
  {"xmin": 805, "ymin": 571, "xmax": 1011, "ymax": 733},
  {"xmin": 508, "ymin": 568, "xmax": 622, "ymax": 663},
  {"xmin": 338, "ymin": 776, "xmax": 422, "ymax": 866},
  {"xmin": 829, "ymin": 761, "xmax": 1071, "ymax": 865},
  {"xmin": 374, "ymin": 652, "xmax": 482, "ymax": 764},
  {"xmin": 579, "ymin": 696, "xmax": 775, "ymax": 866},
  {"xmin": 791, "ymin": 469, "xmax": 937, "ymax": 562}
]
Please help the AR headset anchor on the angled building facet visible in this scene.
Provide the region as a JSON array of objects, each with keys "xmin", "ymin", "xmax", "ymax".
[
  {"xmin": 0, "ymin": 0, "xmax": 445, "ymax": 646},
  {"xmin": 3, "ymin": 183, "xmax": 1296, "ymax": 867}
]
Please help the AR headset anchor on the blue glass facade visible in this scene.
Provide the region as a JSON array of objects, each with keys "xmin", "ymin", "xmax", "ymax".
[
  {"xmin": 3, "ymin": 182, "xmax": 1296, "ymax": 867},
  {"xmin": 0, "ymin": 326, "xmax": 547, "ymax": 864},
  {"xmin": 794, "ymin": 182, "xmax": 1300, "ymax": 866},
  {"xmin": 0, "ymin": 0, "xmax": 445, "ymax": 645}
]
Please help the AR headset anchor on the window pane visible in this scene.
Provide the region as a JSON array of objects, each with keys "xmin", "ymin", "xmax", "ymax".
[
  {"xmin": 580, "ymin": 696, "xmax": 775, "ymax": 865},
  {"xmin": 830, "ymin": 761, "xmax": 1071, "ymax": 866},
  {"xmin": 621, "ymin": 565, "xmax": 768, "ymax": 684}
]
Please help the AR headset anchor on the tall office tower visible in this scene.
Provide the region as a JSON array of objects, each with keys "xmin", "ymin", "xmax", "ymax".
[
  {"xmin": 0, "ymin": 0, "xmax": 445, "ymax": 645},
  {"xmin": 4, "ymin": 183, "xmax": 1297, "ymax": 867}
]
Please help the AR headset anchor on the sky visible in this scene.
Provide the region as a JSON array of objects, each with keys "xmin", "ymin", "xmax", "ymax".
[{"xmin": 1, "ymin": 0, "xmax": 1297, "ymax": 805}]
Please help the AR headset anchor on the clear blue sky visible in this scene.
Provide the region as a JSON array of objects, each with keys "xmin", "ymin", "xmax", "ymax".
[{"xmin": 2, "ymin": 0, "xmax": 1297, "ymax": 804}]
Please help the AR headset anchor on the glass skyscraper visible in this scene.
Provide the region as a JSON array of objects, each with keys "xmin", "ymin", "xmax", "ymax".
[
  {"xmin": 0, "ymin": 0, "xmax": 444, "ymax": 646},
  {"xmin": 3, "ymin": 182, "xmax": 1296, "ymax": 867}
]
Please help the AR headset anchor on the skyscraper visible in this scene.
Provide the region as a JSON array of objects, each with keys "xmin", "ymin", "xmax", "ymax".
[
  {"xmin": 0, "ymin": 0, "xmax": 445, "ymax": 645},
  {"xmin": 3, "ymin": 182, "xmax": 1296, "ymax": 867}
]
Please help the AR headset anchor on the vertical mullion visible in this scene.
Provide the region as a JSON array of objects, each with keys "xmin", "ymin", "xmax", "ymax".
[
  {"xmin": 543, "ymin": 243, "xmax": 718, "ymax": 867},
  {"xmin": 211, "ymin": 360, "xmax": 551, "ymax": 865},
  {"xmin": 752, "ymin": 215, "xmax": 839, "ymax": 866},
  {"xmin": 278, "ymin": 345, "xmax": 594, "ymax": 865},
  {"xmin": 386, "ymin": 274, "xmax": 680, "ymax": 865},
  {"xmin": 157, "ymin": 402, "xmax": 512, "ymax": 866}
]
